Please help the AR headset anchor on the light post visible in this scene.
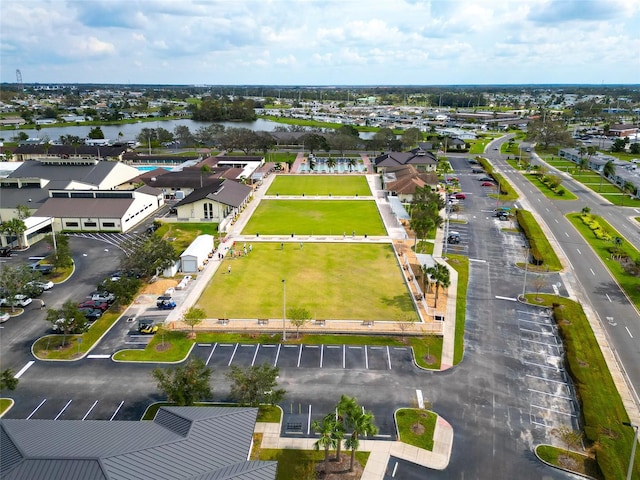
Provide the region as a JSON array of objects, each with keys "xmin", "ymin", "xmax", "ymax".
[
  {"xmin": 522, "ymin": 246, "xmax": 529, "ymax": 300},
  {"xmin": 623, "ymin": 422, "xmax": 639, "ymax": 480},
  {"xmin": 282, "ymin": 279, "xmax": 286, "ymax": 341}
]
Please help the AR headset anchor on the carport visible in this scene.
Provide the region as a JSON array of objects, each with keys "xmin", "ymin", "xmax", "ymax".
[{"xmin": 180, "ymin": 234, "xmax": 213, "ymax": 273}]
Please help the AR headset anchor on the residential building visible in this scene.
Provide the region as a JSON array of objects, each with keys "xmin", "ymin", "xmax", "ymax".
[{"xmin": 374, "ymin": 147, "xmax": 438, "ymax": 173}]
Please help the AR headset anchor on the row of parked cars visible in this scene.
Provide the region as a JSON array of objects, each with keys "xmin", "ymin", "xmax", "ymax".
[{"xmin": 50, "ymin": 291, "xmax": 116, "ymax": 332}]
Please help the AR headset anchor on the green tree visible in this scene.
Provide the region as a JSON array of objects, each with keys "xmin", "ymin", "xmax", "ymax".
[
  {"xmin": 15, "ymin": 204, "xmax": 31, "ymax": 220},
  {"xmin": 152, "ymin": 359, "xmax": 212, "ymax": 406},
  {"xmin": 312, "ymin": 413, "xmax": 339, "ymax": 475},
  {"xmin": 347, "ymin": 158, "xmax": 356, "ymax": 172},
  {"xmin": 343, "ymin": 397, "xmax": 379, "ymax": 472},
  {"xmin": 159, "ymin": 104, "xmax": 172, "ymax": 117},
  {"xmin": 335, "ymin": 395, "xmax": 356, "ymax": 461},
  {"xmin": 326, "ymin": 156, "xmax": 336, "ymax": 171},
  {"xmin": 87, "ymin": 126, "xmax": 105, "ymax": 139},
  {"xmin": 553, "ymin": 425, "xmax": 583, "ymax": 454},
  {"xmin": 526, "ymin": 116, "xmax": 573, "ymax": 148},
  {"xmin": 1, "ymin": 218, "xmax": 27, "ymax": 249},
  {"xmin": 46, "ymin": 300, "xmax": 88, "ymax": 346},
  {"xmin": 0, "ymin": 265, "xmax": 35, "ymax": 312},
  {"xmin": 44, "ymin": 233, "xmax": 73, "ymax": 270},
  {"xmin": 302, "ymin": 133, "xmax": 329, "ymax": 154},
  {"xmin": 630, "ymin": 143, "xmax": 640, "ymax": 154},
  {"xmin": 120, "ymin": 233, "xmax": 178, "ymax": 278},
  {"xmin": 426, "ymin": 263, "xmax": 450, "ymax": 308},
  {"xmin": 0, "ymin": 369, "xmax": 18, "ymax": 391},
  {"xmin": 287, "ymin": 306, "xmax": 311, "ymax": 339},
  {"xmin": 600, "ymin": 160, "xmax": 616, "ymax": 191},
  {"xmin": 101, "ymin": 277, "xmax": 142, "ymax": 308},
  {"xmin": 183, "ymin": 307, "xmax": 206, "ymax": 338},
  {"xmin": 226, "ymin": 363, "xmax": 286, "ymax": 407},
  {"xmin": 401, "ymin": 127, "xmax": 422, "ymax": 149},
  {"xmin": 611, "ymin": 138, "xmax": 626, "ymax": 152}
]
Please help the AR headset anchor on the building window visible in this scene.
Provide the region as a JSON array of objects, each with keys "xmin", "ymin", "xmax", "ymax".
[
  {"xmin": 204, "ymin": 202, "xmax": 213, "ymax": 219},
  {"xmin": 103, "ymin": 222, "xmax": 115, "ymax": 227},
  {"xmin": 65, "ymin": 222, "xmax": 79, "ymax": 227},
  {"xmin": 85, "ymin": 222, "xmax": 97, "ymax": 227}
]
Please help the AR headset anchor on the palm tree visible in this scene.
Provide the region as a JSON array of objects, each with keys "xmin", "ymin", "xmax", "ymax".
[
  {"xmin": 420, "ymin": 264, "xmax": 432, "ymax": 295},
  {"xmin": 600, "ymin": 160, "xmax": 615, "ymax": 191},
  {"xmin": 312, "ymin": 413, "xmax": 338, "ymax": 476},
  {"xmin": 327, "ymin": 156, "xmax": 336, "ymax": 172},
  {"xmin": 344, "ymin": 400, "xmax": 378, "ymax": 472},
  {"xmin": 347, "ymin": 158, "xmax": 356, "ymax": 172},
  {"xmin": 335, "ymin": 395, "xmax": 356, "ymax": 461},
  {"xmin": 308, "ymin": 156, "xmax": 316, "ymax": 171},
  {"xmin": 427, "ymin": 263, "xmax": 450, "ymax": 308},
  {"xmin": 1, "ymin": 218, "xmax": 27, "ymax": 249}
]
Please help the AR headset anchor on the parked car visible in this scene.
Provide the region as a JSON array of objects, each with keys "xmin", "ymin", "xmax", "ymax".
[
  {"xmin": 30, "ymin": 263, "xmax": 53, "ymax": 274},
  {"xmin": 479, "ymin": 176, "xmax": 493, "ymax": 182},
  {"xmin": 51, "ymin": 318, "xmax": 87, "ymax": 334},
  {"xmin": 481, "ymin": 182, "xmax": 495, "ymax": 187},
  {"xmin": 28, "ymin": 280, "xmax": 54, "ymax": 290},
  {"xmin": 447, "ymin": 232, "xmax": 461, "ymax": 244},
  {"xmin": 157, "ymin": 299, "xmax": 176, "ymax": 310},
  {"xmin": 471, "ymin": 168, "xmax": 484, "ymax": 174},
  {"xmin": 452, "ymin": 193, "xmax": 466, "ymax": 200},
  {"xmin": 0, "ymin": 295, "xmax": 32, "ymax": 308},
  {"xmin": 0, "ymin": 312, "xmax": 10, "ymax": 323},
  {"xmin": 138, "ymin": 319, "xmax": 159, "ymax": 334},
  {"xmin": 79, "ymin": 308, "xmax": 102, "ymax": 321},
  {"xmin": 0, "ymin": 247, "xmax": 11, "ymax": 257},
  {"xmin": 78, "ymin": 300, "xmax": 109, "ymax": 311},
  {"xmin": 91, "ymin": 292, "xmax": 115, "ymax": 303}
]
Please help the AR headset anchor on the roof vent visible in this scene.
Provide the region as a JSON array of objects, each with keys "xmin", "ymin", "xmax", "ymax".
[{"xmin": 150, "ymin": 177, "xmax": 156, "ymax": 182}]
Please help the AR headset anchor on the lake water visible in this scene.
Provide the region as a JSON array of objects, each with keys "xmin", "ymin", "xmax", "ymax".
[{"xmin": 1, "ymin": 117, "xmax": 377, "ymax": 142}]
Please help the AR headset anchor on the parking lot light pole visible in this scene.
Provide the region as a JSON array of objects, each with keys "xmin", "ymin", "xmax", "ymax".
[
  {"xmin": 282, "ymin": 279, "xmax": 286, "ymax": 342},
  {"xmin": 623, "ymin": 422, "xmax": 639, "ymax": 480},
  {"xmin": 522, "ymin": 246, "xmax": 529, "ymax": 299}
]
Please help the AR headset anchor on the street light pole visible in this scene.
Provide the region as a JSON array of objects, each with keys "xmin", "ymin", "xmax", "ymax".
[
  {"xmin": 282, "ymin": 279, "xmax": 286, "ymax": 342},
  {"xmin": 624, "ymin": 422, "xmax": 639, "ymax": 480},
  {"xmin": 522, "ymin": 246, "xmax": 529, "ymax": 299}
]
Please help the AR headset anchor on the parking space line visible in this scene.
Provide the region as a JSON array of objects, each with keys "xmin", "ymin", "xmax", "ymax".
[
  {"xmin": 274, "ymin": 344, "xmax": 281, "ymax": 367},
  {"xmin": 531, "ymin": 404, "xmax": 576, "ymax": 417},
  {"xmin": 82, "ymin": 401, "xmax": 98, "ymax": 420},
  {"xmin": 386, "ymin": 346, "xmax": 392, "ymax": 370},
  {"xmin": 110, "ymin": 401, "xmax": 124, "ymax": 421},
  {"xmin": 206, "ymin": 343, "xmax": 218, "ymax": 365},
  {"xmin": 251, "ymin": 344, "xmax": 260, "ymax": 366},
  {"xmin": 364, "ymin": 346, "xmax": 369, "ymax": 369},
  {"xmin": 523, "ymin": 360, "xmax": 561, "ymax": 370},
  {"xmin": 320, "ymin": 345, "xmax": 324, "ymax": 368},
  {"xmin": 14, "ymin": 361, "xmax": 35, "ymax": 379},
  {"xmin": 393, "ymin": 347, "xmax": 408, "ymax": 350},
  {"xmin": 495, "ymin": 295, "xmax": 517, "ymax": 301},
  {"xmin": 343, "ymin": 344, "xmax": 346, "ymax": 369},
  {"xmin": 27, "ymin": 399, "xmax": 46, "ymax": 419},
  {"xmin": 626, "ymin": 326, "xmax": 634, "ymax": 338},
  {"xmin": 228, "ymin": 344, "xmax": 239, "ymax": 366},
  {"xmin": 297, "ymin": 345, "xmax": 303, "ymax": 367},
  {"xmin": 307, "ymin": 404, "xmax": 312, "ymax": 435},
  {"xmin": 220, "ymin": 343, "xmax": 234, "ymax": 346},
  {"xmin": 520, "ymin": 337, "xmax": 559, "ymax": 347},
  {"xmin": 197, "ymin": 343, "xmax": 212, "ymax": 347},
  {"xmin": 526, "ymin": 374, "xmax": 567, "ymax": 385},
  {"xmin": 528, "ymin": 388, "xmax": 572, "ymax": 400},
  {"xmin": 519, "ymin": 327, "xmax": 554, "ymax": 335},
  {"xmin": 518, "ymin": 318, "xmax": 553, "ymax": 326},
  {"xmin": 54, "ymin": 400, "xmax": 73, "ymax": 420}
]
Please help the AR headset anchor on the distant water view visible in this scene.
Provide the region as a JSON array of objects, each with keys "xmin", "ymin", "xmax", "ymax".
[
  {"xmin": 2, "ymin": 117, "xmax": 377, "ymax": 143},
  {"xmin": 1, "ymin": 118, "xmax": 282, "ymax": 143}
]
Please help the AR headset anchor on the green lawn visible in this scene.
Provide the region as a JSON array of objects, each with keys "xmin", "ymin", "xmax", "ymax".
[
  {"xmin": 535, "ymin": 445, "xmax": 603, "ymax": 479},
  {"xmin": 523, "ymin": 174, "xmax": 578, "ymax": 200},
  {"xmin": 258, "ymin": 448, "xmax": 369, "ymax": 480},
  {"xmin": 242, "ymin": 200, "xmax": 386, "ymax": 236},
  {"xmin": 396, "ymin": 408, "xmax": 437, "ymax": 451},
  {"xmin": 267, "ymin": 175, "xmax": 371, "ymax": 196},
  {"xmin": 156, "ymin": 222, "xmax": 221, "ymax": 253},
  {"xmin": 197, "ymin": 243, "xmax": 416, "ymax": 321}
]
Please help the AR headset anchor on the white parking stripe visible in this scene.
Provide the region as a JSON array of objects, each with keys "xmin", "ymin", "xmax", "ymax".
[
  {"xmin": 320, "ymin": 345, "xmax": 324, "ymax": 368},
  {"xmin": 14, "ymin": 361, "xmax": 34, "ymax": 379},
  {"xmin": 54, "ymin": 400, "xmax": 72, "ymax": 420},
  {"xmin": 251, "ymin": 344, "xmax": 260, "ymax": 366},
  {"xmin": 297, "ymin": 345, "xmax": 303, "ymax": 367},
  {"xmin": 205, "ymin": 343, "xmax": 217, "ymax": 365},
  {"xmin": 110, "ymin": 401, "xmax": 124, "ymax": 421},
  {"xmin": 228, "ymin": 343, "xmax": 239, "ymax": 366},
  {"xmin": 386, "ymin": 346, "xmax": 392, "ymax": 370},
  {"xmin": 364, "ymin": 346, "xmax": 369, "ymax": 369},
  {"xmin": 27, "ymin": 399, "xmax": 46, "ymax": 419},
  {"xmin": 82, "ymin": 401, "xmax": 98, "ymax": 420},
  {"xmin": 274, "ymin": 344, "xmax": 281, "ymax": 367}
]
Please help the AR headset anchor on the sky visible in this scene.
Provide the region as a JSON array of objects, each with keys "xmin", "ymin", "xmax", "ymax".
[{"xmin": 1, "ymin": 0, "xmax": 639, "ymax": 86}]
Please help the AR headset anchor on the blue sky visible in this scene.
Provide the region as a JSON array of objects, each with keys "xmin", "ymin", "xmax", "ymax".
[{"xmin": 1, "ymin": 0, "xmax": 639, "ymax": 85}]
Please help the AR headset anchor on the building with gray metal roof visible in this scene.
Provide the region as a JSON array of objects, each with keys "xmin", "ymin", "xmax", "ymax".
[{"xmin": 0, "ymin": 406, "xmax": 277, "ymax": 480}]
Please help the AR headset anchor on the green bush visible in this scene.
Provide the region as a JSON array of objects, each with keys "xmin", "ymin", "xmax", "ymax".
[{"xmin": 515, "ymin": 210, "xmax": 562, "ymax": 270}]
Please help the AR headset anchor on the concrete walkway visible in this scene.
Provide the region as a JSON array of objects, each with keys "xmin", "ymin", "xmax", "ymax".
[
  {"xmin": 164, "ymin": 172, "xmax": 457, "ymax": 474},
  {"xmin": 255, "ymin": 413, "xmax": 453, "ymax": 478}
]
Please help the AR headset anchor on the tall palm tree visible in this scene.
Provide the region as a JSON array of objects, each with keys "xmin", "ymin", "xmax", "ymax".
[
  {"xmin": 312, "ymin": 413, "xmax": 338, "ymax": 476},
  {"xmin": 420, "ymin": 264, "xmax": 432, "ymax": 295},
  {"xmin": 600, "ymin": 160, "xmax": 615, "ymax": 191},
  {"xmin": 327, "ymin": 156, "xmax": 336, "ymax": 172},
  {"xmin": 344, "ymin": 401, "xmax": 379, "ymax": 472},
  {"xmin": 427, "ymin": 263, "xmax": 451, "ymax": 308},
  {"xmin": 347, "ymin": 158, "xmax": 356, "ymax": 172},
  {"xmin": 335, "ymin": 395, "xmax": 356, "ymax": 461}
]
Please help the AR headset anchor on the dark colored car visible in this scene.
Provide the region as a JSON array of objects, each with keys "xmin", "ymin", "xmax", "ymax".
[
  {"xmin": 78, "ymin": 300, "xmax": 109, "ymax": 311},
  {"xmin": 447, "ymin": 233, "xmax": 461, "ymax": 244},
  {"xmin": 0, "ymin": 247, "xmax": 11, "ymax": 257},
  {"xmin": 79, "ymin": 308, "xmax": 103, "ymax": 321},
  {"xmin": 479, "ymin": 176, "xmax": 493, "ymax": 182},
  {"xmin": 472, "ymin": 168, "xmax": 484, "ymax": 174}
]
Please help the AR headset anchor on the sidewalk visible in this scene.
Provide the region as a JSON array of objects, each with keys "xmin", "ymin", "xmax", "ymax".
[{"xmin": 254, "ymin": 413, "xmax": 453, "ymax": 477}]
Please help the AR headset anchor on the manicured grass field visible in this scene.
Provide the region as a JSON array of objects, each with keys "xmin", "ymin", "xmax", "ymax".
[
  {"xmin": 266, "ymin": 175, "xmax": 371, "ymax": 196},
  {"xmin": 242, "ymin": 200, "xmax": 386, "ymax": 236},
  {"xmin": 196, "ymin": 243, "xmax": 416, "ymax": 321}
]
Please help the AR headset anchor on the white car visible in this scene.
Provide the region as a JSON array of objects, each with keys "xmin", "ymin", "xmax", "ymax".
[
  {"xmin": 0, "ymin": 312, "xmax": 10, "ymax": 323},
  {"xmin": 91, "ymin": 292, "xmax": 115, "ymax": 303},
  {"xmin": 0, "ymin": 295, "xmax": 32, "ymax": 308},
  {"xmin": 28, "ymin": 280, "xmax": 54, "ymax": 290}
]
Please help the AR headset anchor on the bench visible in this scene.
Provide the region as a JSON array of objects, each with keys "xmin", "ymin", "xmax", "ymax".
[
  {"xmin": 218, "ymin": 318, "xmax": 229, "ymax": 325},
  {"xmin": 315, "ymin": 320, "xmax": 326, "ymax": 326},
  {"xmin": 257, "ymin": 319, "xmax": 269, "ymax": 325},
  {"xmin": 362, "ymin": 320, "xmax": 374, "ymax": 327}
]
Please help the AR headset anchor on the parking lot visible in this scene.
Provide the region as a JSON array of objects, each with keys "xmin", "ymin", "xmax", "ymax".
[{"xmin": 191, "ymin": 342, "xmax": 416, "ymax": 372}]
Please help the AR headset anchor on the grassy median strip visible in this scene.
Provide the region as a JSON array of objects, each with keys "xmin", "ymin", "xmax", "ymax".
[
  {"xmin": 523, "ymin": 173, "xmax": 578, "ymax": 200},
  {"xmin": 528, "ymin": 294, "xmax": 638, "ymax": 479},
  {"xmin": 535, "ymin": 445, "xmax": 602, "ymax": 479},
  {"xmin": 516, "ymin": 210, "xmax": 562, "ymax": 271},
  {"xmin": 567, "ymin": 212, "xmax": 640, "ymax": 308},
  {"xmin": 448, "ymin": 254, "xmax": 469, "ymax": 365},
  {"xmin": 113, "ymin": 330, "xmax": 193, "ymax": 362}
]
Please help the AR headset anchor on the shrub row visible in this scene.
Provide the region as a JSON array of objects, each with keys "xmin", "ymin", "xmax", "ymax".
[
  {"xmin": 515, "ymin": 209, "xmax": 562, "ymax": 270},
  {"xmin": 476, "ymin": 157, "xmax": 518, "ymax": 200},
  {"xmin": 579, "ymin": 213, "xmax": 612, "ymax": 242}
]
